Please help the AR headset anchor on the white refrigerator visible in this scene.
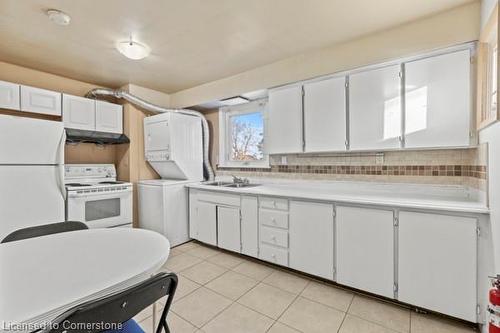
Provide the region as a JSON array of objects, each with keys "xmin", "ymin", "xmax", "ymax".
[{"xmin": 0, "ymin": 115, "xmax": 66, "ymax": 241}]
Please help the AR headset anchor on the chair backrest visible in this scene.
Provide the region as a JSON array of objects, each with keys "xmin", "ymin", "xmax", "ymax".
[
  {"xmin": 46, "ymin": 272, "xmax": 178, "ymax": 333},
  {"xmin": 1, "ymin": 221, "xmax": 88, "ymax": 243}
]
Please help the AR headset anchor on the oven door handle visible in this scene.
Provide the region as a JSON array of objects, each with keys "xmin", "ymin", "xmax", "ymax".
[{"xmin": 58, "ymin": 130, "xmax": 66, "ymax": 200}]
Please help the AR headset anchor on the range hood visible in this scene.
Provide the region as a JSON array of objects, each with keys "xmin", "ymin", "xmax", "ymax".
[{"xmin": 65, "ymin": 128, "xmax": 130, "ymax": 145}]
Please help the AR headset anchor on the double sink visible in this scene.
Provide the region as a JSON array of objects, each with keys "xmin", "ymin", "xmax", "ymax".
[{"xmin": 204, "ymin": 181, "xmax": 260, "ymax": 188}]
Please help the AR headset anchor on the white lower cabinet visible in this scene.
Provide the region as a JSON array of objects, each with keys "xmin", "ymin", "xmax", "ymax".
[
  {"xmin": 195, "ymin": 201, "xmax": 217, "ymax": 246},
  {"xmin": 289, "ymin": 201, "xmax": 334, "ymax": 280},
  {"xmin": 217, "ymin": 206, "xmax": 241, "ymax": 252},
  {"xmin": 398, "ymin": 211, "xmax": 477, "ymax": 322},
  {"xmin": 336, "ymin": 206, "xmax": 395, "ymax": 298},
  {"xmin": 241, "ymin": 196, "xmax": 258, "ymax": 257},
  {"xmin": 188, "ymin": 190, "xmax": 481, "ymax": 322}
]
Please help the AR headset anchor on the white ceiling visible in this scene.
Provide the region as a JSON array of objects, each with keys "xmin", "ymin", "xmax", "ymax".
[{"xmin": 0, "ymin": 0, "xmax": 474, "ymax": 94}]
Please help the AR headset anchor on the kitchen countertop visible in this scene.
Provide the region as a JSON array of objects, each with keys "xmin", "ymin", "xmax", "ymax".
[{"xmin": 187, "ymin": 179, "xmax": 489, "ymax": 214}]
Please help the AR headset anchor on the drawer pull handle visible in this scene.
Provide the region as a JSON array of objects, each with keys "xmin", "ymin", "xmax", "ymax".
[
  {"xmin": 271, "ymin": 218, "xmax": 276, "ymax": 224},
  {"xmin": 271, "ymin": 254, "xmax": 276, "ymax": 259},
  {"xmin": 272, "ymin": 201, "xmax": 276, "ymax": 207},
  {"xmin": 271, "ymin": 236, "xmax": 276, "ymax": 242}
]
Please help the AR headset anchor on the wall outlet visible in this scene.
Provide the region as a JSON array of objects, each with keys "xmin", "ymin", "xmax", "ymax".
[
  {"xmin": 375, "ymin": 153, "xmax": 384, "ymax": 165},
  {"xmin": 281, "ymin": 156, "xmax": 287, "ymax": 165}
]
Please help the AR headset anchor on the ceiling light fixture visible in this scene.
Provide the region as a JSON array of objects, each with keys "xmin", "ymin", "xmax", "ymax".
[
  {"xmin": 116, "ymin": 37, "xmax": 150, "ymax": 60},
  {"xmin": 46, "ymin": 9, "xmax": 71, "ymax": 26},
  {"xmin": 220, "ymin": 96, "xmax": 250, "ymax": 106}
]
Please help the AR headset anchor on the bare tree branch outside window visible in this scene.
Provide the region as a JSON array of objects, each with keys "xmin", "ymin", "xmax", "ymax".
[{"xmin": 229, "ymin": 112, "xmax": 264, "ymax": 161}]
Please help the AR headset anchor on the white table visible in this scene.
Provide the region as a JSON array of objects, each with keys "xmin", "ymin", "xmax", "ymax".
[{"xmin": 0, "ymin": 228, "xmax": 170, "ymax": 332}]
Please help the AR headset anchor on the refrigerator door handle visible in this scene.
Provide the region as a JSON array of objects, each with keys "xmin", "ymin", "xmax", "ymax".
[{"xmin": 57, "ymin": 130, "xmax": 66, "ymax": 200}]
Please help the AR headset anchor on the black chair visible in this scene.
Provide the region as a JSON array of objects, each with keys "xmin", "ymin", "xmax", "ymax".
[
  {"xmin": 46, "ymin": 272, "xmax": 178, "ymax": 333},
  {"xmin": 1, "ymin": 221, "xmax": 88, "ymax": 243}
]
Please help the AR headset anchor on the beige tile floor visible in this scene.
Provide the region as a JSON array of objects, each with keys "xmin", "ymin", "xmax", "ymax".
[{"xmin": 134, "ymin": 241, "xmax": 477, "ymax": 333}]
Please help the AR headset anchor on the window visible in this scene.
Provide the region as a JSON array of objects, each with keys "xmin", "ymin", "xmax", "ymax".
[
  {"xmin": 490, "ymin": 45, "xmax": 498, "ymax": 118},
  {"xmin": 219, "ymin": 100, "xmax": 269, "ymax": 167},
  {"xmin": 477, "ymin": 3, "xmax": 498, "ymax": 129}
]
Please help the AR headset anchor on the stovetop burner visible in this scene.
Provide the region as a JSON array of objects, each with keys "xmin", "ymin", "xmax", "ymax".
[
  {"xmin": 65, "ymin": 183, "xmax": 91, "ymax": 187},
  {"xmin": 99, "ymin": 181, "xmax": 124, "ymax": 184}
]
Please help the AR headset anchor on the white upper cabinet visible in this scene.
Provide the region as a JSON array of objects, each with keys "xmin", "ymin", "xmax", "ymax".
[
  {"xmin": 268, "ymin": 84, "xmax": 303, "ymax": 154},
  {"xmin": 349, "ymin": 65, "xmax": 402, "ymax": 150},
  {"xmin": 62, "ymin": 94, "xmax": 96, "ymax": 131},
  {"xmin": 0, "ymin": 81, "xmax": 20, "ymax": 110},
  {"xmin": 20, "ymin": 86, "xmax": 61, "ymax": 116},
  {"xmin": 217, "ymin": 206, "xmax": 241, "ymax": 253},
  {"xmin": 303, "ymin": 77, "xmax": 346, "ymax": 152},
  {"xmin": 96, "ymin": 100, "xmax": 123, "ymax": 134},
  {"xmin": 404, "ymin": 49, "xmax": 471, "ymax": 148},
  {"xmin": 62, "ymin": 94, "xmax": 122, "ymax": 134}
]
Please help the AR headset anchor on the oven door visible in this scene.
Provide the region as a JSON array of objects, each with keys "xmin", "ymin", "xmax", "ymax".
[{"xmin": 66, "ymin": 187, "xmax": 133, "ymax": 228}]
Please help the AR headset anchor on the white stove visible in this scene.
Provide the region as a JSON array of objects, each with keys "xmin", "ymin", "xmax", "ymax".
[{"xmin": 65, "ymin": 164, "xmax": 133, "ymax": 228}]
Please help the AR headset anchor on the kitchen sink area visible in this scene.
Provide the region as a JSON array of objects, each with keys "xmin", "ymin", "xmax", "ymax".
[{"xmin": 204, "ymin": 181, "xmax": 260, "ymax": 188}]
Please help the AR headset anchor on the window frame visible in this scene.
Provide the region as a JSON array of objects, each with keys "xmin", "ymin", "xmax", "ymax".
[
  {"xmin": 218, "ymin": 99, "xmax": 269, "ymax": 168},
  {"xmin": 477, "ymin": 3, "xmax": 499, "ymax": 130}
]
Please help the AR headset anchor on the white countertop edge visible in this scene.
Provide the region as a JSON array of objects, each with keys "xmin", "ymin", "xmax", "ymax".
[{"xmin": 186, "ymin": 183, "xmax": 489, "ymax": 214}]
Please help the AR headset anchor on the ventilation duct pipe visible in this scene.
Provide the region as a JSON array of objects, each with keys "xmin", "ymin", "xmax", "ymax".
[{"xmin": 85, "ymin": 88, "xmax": 215, "ymax": 181}]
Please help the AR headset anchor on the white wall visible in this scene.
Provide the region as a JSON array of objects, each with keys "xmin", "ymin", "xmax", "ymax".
[
  {"xmin": 481, "ymin": 0, "xmax": 498, "ymax": 28},
  {"xmin": 170, "ymin": 2, "xmax": 480, "ymax": 108}
]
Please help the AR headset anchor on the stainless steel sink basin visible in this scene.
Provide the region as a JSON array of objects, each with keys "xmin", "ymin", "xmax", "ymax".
[
  {"xmin": 204, "ymin": 181, "xmax": 233, "ymax": 186},
  {"xmin": 225, "ymin": 183, "xmax": 261, "ymax": 188},
  {"xmin": 203, "ymin": 181, "xmax": 260, "ymax": 188}
]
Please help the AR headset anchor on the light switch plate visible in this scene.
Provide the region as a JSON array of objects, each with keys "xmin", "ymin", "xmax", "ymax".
[
  {"xmin": 375, "ymin": 153, "xmax": 384, "ymax": 165},
  {"xmin": 281, "ymin": 156, "xmax": 287, "ymax": 165}
]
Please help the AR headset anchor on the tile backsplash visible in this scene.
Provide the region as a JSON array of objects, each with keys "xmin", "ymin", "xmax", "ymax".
[{"xmin": 216, "ymin": 146, "xmax": 488, "ymax": 190}]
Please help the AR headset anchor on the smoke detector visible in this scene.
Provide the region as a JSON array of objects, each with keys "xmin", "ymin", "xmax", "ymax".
[
  {"xmin": 116, "ymin": 38, "xmax": 150, "ymax": 60},
  {"xmin": 47, "ymin": 9, "xmax": 71, "ymax": 26}
]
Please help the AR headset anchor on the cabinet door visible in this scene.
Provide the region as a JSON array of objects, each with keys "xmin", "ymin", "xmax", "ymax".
[
  {"xmin": 404, "ymin": 50, "xmax": 471, "ymax": 148},
  {"xmin": 241, "ymin": 196, "xmax": 258, "ymax": 257},
  {"xmin": 62, "ymin": 94, "xmax": 96, "ymax": 131},
  {"xmin": 188, "ymin": 190, "xmax": 199, "ymax": 239},
  {"xmin": 0, "ymin": 81, "xmax": 20, "ymax": 110},
  {"xmin": 217, "ymin": 206, "xmax": 241, "ymax": 253},
  {"xmin": 268, "ymin": 85, "xmax": 303, "ymax": 153},
  {"xmin": 398, "ymin": 211, "xmax": 477, "ymax": 322},
  {"xmin": 337, "ymin": 206, "xmax": 394, "ymax": 298},
  {"xmin": 20, "ymin": 85, "xmax": 62, "ymax": 116},
  {"xmin": 289, "ymin": 201, "xmax": 334, "ymax": 279},
  {"xmin": 196, "ymin": 201, "xmax": 217, "ymax": 246},
  {"xmin": 96, "ymin": 100, "xmax": 123, "ymax": 134},
  {"xmin": 304, "ymin": 77, "xmax": 346, "ymax": 152},
  {"xmin": 349, "ymin": 65, "xmax": 402, "ymax": 150}
]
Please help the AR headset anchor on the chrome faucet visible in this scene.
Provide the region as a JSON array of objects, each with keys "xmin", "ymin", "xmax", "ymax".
[{"xmin": 232, "ymin": 175, "xmax": 250, "ymax": 185}]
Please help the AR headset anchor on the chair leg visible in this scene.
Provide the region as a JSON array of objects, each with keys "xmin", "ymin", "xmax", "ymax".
[{"xmin": 155, "ymin": 274, "xmax": 178, "ymax": 333}]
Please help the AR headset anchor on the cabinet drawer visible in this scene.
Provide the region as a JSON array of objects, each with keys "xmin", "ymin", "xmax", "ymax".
[
  {"xmin": 259, "ymin": 244, "xmax": 288, "ymax": 266},
  {"xmin": 259, "ymin": 197, "xmax": 288, "ymax": 211},
  {"xmin": 260, "ymin": 226, "xmax": 288, "ymax": 248},
  {"xmin": 259, "ymin": 209, "xmax": 288, "ymax": 229},
  {"xmin": 197, "ymin": 191, "xmax": 240, "ymax": 206}
]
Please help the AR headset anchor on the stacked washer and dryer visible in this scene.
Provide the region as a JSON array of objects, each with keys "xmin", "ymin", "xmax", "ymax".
[{"xmin": 138, "ymin": 112, "xmax": 203, "ymax": 247}]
